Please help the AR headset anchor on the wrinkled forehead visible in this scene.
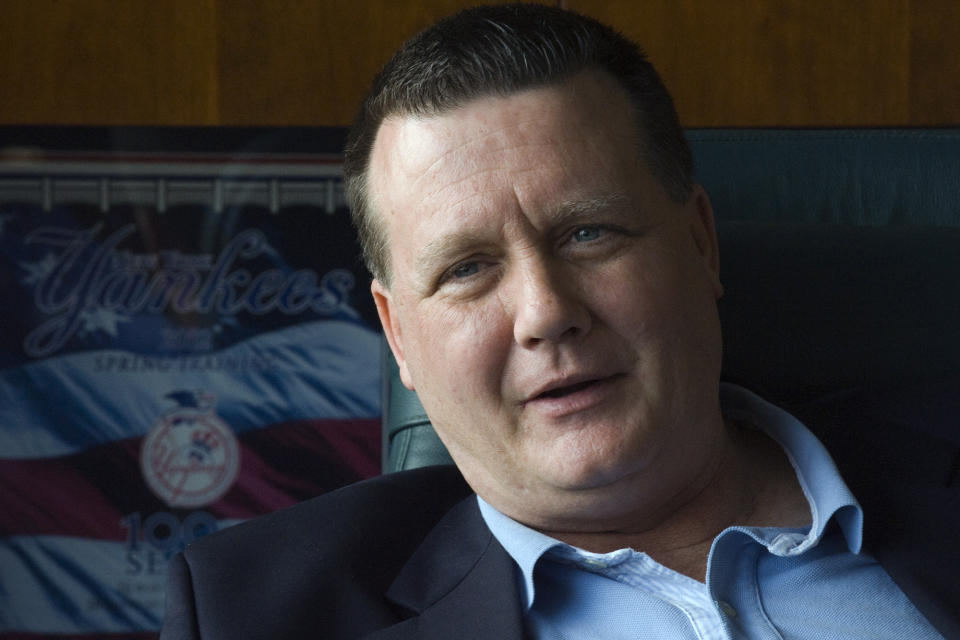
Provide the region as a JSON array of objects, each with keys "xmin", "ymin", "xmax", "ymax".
[{"xmin": 367, "ymin": 70, "xmax": 641, "ymax": 219}]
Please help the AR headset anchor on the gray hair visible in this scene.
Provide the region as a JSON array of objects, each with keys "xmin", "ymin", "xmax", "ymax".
[{"xmin": 344, "ymin": 3, "xmax": 693, "ymax": 286}]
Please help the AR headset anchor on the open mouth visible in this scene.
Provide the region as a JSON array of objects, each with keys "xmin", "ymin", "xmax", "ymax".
[
  {"xmin": 525, "ymin": 374, "xmax": 624, "ymax": 416},
  {"xmin": 536, "ymin": 379, "xmax": 601, "ymax": 399}
]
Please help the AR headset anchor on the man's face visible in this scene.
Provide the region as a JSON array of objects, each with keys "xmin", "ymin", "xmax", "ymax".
[{"xmin": 369, "ymin": 70, "xmax": 725, "ymax": 529}]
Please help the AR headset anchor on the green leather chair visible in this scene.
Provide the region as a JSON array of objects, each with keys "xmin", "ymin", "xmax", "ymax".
[{"xmin": 382, "ymin": 128, "xmax": 960, "ymax": 472}]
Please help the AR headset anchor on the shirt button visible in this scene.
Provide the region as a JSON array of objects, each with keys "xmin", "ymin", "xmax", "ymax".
[
  {"xmin": 770, "ymin": 533, "xmax": 806, "ymax": 555},
  {"xmin": 717, "ymin": 600, "xmax": 738, "ymax": 618}
]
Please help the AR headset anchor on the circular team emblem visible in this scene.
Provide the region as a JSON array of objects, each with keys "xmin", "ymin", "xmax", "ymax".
[{"xmin": 141, "ymin": 397, "xmax": 239, "ymax": 508}]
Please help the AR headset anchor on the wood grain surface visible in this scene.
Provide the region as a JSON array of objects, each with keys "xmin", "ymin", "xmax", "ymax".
[{"xmin": 1, "ymin": 0, "xmax": 957, "ymax": 127}]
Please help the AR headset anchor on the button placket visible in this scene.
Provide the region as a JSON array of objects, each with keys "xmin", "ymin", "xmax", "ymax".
[{"xmin": 707, "ymin": 532, "xmax": 784, "ymax": 640}]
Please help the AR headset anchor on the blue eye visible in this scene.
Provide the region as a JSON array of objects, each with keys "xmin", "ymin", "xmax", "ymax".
[
  {"xmin": 452, "ymin": 262, "xmax": 479, "ymax": 278},
  {"xmin": 573, "ymin": 226, "xmax": 603, "ymax": 242}
]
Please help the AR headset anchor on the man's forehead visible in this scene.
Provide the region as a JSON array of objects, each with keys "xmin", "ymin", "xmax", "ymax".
[
  {"xmin": 369, "ymin": 70, "xmax": 633, "ymax": 180},
  {"xmin": 371, "ymin": 114, "xmax": 449, "ymax": 179},
  {"xmin": 372, "ymin": 104, "xmax": 549, "ymax": 190}
]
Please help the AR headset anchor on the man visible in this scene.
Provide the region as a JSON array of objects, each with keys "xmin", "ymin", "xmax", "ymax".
[{"xmin": 160, "ymin": 5, "xmax": 958, "ymax": 639}]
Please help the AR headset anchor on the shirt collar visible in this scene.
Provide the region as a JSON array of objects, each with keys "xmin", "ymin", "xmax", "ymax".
[
  {"xmin": 478, "ymin": 383, "xmax": 864, "ymax": 609},
  {"xmin": 720, "ymin": 383, "xmax": 863, "ymax": 555},
  {"xmin": 476, "ymin": 495, "xmax": 563, "ymax": 608}
]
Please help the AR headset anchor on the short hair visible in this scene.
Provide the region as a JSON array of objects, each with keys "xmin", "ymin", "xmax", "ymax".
[{"xmin": 344, "ymin": 3, "xmax": 693, "ymax": 286}]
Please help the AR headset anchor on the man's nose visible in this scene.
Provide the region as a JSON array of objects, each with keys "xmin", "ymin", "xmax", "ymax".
[{"xmin": 512, "ymin": 259, "xmax": 591, "ymax": 348}]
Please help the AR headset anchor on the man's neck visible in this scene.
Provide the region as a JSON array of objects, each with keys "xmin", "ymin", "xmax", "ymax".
[{"xmin": 540, "ymin": 422, "xmax": 810, "ymax": 582}]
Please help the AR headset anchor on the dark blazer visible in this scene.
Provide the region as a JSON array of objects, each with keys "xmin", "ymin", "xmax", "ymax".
[
  {"xmin": 160, "ymin": 465, "xmax": 520, "ymax": 640},
  {"xmin": 160, "ymin": 384, "xmax": 960, "ymax": 640}
]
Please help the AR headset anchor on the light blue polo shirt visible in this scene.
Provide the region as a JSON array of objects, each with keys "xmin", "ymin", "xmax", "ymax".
[{"xmin": 478, "ymin": 384, "xmax": 942, "ymax": 639}]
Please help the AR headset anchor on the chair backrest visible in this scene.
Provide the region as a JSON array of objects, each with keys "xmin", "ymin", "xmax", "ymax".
[{"xmin": 381, "ymin": 128, "xmax": 960, "ymax": 473}]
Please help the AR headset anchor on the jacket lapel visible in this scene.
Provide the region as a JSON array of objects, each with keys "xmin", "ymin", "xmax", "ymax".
[{"xmin": 362, "ymin": 497, "xmax": 526, "ymax": 640}]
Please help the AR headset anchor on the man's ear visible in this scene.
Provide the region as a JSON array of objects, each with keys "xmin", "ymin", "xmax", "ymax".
[
  {"xmin": 688, "ymin": 185, "xmax": 724, "ymax": 300},
  {"xmin": 371, "ymin": 278, "xmax": 416, "ymax": 390}
]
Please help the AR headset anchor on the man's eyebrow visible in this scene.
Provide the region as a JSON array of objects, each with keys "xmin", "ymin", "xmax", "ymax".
[
  {"xmin": 412, "ymin": 193, "xmax": 634, "ymax": 286},
  {"xmin": 414, "ymin": 229, "xmax": 489, "ymax": 287},
  {"xmin": 550, "ymin": 193, "xmax": 633, "ymax": 223}
]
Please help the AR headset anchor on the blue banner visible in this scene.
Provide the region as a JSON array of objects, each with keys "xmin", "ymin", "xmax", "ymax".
[{"xmin": 0, "ymin": 129, "xmax": 381, "ymax": 637}]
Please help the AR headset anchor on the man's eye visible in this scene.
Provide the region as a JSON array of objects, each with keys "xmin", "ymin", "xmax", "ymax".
[
  {"xmin": 451, "ymin": 262, "xmax": 480, "ymax": 279},
  {"xmin": 572, "ymin": 226, "xmax": 604, "ymax": 242}
]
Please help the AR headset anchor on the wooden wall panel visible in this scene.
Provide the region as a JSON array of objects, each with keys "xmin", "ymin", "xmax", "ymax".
[
  {"xmin": 214, "ymin": 0, "xmax": 541, "ymax": 125},
  {"xmin": 909, "ymin": 0, "xmax": 960, "ymax": 124},
  {"xmin": 567, "ymin": 0, "xmax": 913, "ymax": 127},
  {"xmin": 0, "ymin": 0, "xmax": 219, "ymax": 125},
  {"xmin": 0, "ymin": 0, "xmax": 957, "ymax": 126}
]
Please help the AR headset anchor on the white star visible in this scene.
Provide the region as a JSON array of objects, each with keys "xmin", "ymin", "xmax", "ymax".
[
  {"xmin": 19, "ymin": 253, "xmax": 58, "ymax": 286},
  {"xmin": 78, "ymin": 307, "xmax": 131, "ymax": 337}
]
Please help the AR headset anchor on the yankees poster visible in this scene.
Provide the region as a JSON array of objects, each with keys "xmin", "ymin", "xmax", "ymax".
[{"xmin": 0, "ymin": 127, "xmax": 382, "ymax": 638}]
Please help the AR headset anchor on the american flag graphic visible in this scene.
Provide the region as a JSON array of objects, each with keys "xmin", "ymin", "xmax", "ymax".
[{"xmin": 0, "ymin": 138, "xmax": 381, "ymax": 638}]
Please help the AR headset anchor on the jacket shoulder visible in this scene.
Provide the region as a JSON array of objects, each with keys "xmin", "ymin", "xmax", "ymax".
[{"xmin": 172, "ymin": 465, "xmax": 472, "ymax": 639}]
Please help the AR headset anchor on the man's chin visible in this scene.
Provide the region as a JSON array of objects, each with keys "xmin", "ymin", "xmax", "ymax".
[
  {"xmin": 536, "ymin": 457, "xmax": 645, "ymax": 495},
  {"xmin": 533, "ymin": 435, "xmax": 652, "ymax": 484}
]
